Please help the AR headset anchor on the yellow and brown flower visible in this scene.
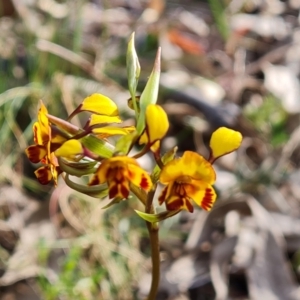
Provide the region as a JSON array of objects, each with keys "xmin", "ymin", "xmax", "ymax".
[
  {"xmin": 25, "ymin": 101, "xmax": 64, "ymax": 185},
  {"xmin": 89, "ymin": 156, "xmax": 152, "ymax": 199},
  {"xmin": 158, "ymin": 151, "xmax": 216, "ymax": 212}
]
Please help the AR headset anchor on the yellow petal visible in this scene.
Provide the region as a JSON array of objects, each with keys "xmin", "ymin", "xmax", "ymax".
[
  {"xmin": 160, "ymin": 151, "xmax": 215, "ymax": 184},
  {"xmin": 127, "ymin": 164, "xmax": 152, "ymax": 191},
  {"xmin": 150, "ymin": 140, "xmax": 160, "ymax": 153},
  {"xmin": 55, "ymin": 139, "xmax": 83, "ymax": 160},
  {"xmin": 26, "ymin": 145, "xmax": 47, "ymax": 163},
  {"xmin": 37, "ymin": 101, "xmax": 49, "ymax": 128},
  {"xmin": 81, "ymin": 93, "xmax": 118, "ymax": 116},
  {"xmin": 209, "ymin": 127, "xmax": 242, "ymax": 162},
  {"xmin": 33, "ymin": 121, "xmax": 49, "ymax": 146},
  {"xmin": 185, "ymin": 181, "xmax": 216, "ymax": 211},
  {"xmin": 91, "ymin": 156, "xmax": 139, "ymax": 185},
  {"xmin": 145, "ymin": 104, "xmax": 169, "ymax": 144},
  {"xmin": 139, "ymin": 131, "xmax": 148, "ymax": 145},
  {"xmin": 50, "ymin": 164, "xmax": 61, "ymax": 186},
  {"xmin": 92, "ymin": 126, "xmax": 136, "ymax": 137},
  {"xmin": 50, "ymin": 126, "xmax": 68, "ymax": 145},
  {"xmin": 89, "ymin": 114, "xmax": 122, "ymax": 126}
]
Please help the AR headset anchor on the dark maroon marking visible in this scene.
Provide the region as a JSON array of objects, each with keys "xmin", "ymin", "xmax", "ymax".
[
  {"xmin": 35, "ymin": 167, "xmax": 51, "ymax": 185},
  {"xmin": 120, "ymin": 184, "xmax": 129, "ymax": 198},
  {"xmin": 109, "ymin": 184, "xmax": 118, "ymax": 199},
  {"xmin": 158, "ymin": 187, "xmax": 168, "ymax": 205},
  {"xmin": 185, "ymin": 199, "xmax": 194, "ymax": 213},
  {"xmin": 33, "ymin": 125, "xmax": 39, "ymax": 144},
  {"xmin": 201, "ymin": 188, "xmax": 214, "ymax": 210},
  {"xmin": 140, "ymin": 174, "xmax": 150, "ymax": 190},
  {"xmin": 26, "ymin": 145, "xmax": 44, "ymax": 163},
  {"xmin": 166, "ymin": 198, "xmax": 184, "ymax": 211},
  {"xmin": 89, "ymin": 176, "xmax": 100, "ymax": 186}
]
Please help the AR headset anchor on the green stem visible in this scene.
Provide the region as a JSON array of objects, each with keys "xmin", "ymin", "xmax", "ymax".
[
  {"xmin": 132, "ymin": 144, "xmax": 150, "ymax": 159},
  {"xmin": 146, "ymin": 222, "xmax": 160, "ymax": 300},
  {"xmin": 145, "ymin": 187, "xmax": 160, "ymax": 300}
]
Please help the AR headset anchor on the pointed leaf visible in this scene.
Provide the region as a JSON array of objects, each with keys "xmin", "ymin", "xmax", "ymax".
[
  {"xmin": 136, "ymin": 48, "xmax": 161, "ymax": 134},
  {"xmin": 135, "ymin": 209, "xmax": 181, "ymax": 223},
  {"xmin": 127, "ymin": 32, "xmax": 141, "ymax": 115}
]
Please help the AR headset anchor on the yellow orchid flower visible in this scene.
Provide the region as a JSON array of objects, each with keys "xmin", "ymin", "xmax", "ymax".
[
  {"xmin": 68, "ymin": 93, "xmax": 119, "ymax": 120},
  {"xmin": 86, "ymin": 110, "xmax": 135, "ymax": 140},
  {"xmin": 34, "ymin": 154, "xmax": 61, "ymax": 185},
  {"xmin": 25, "ymin": 101, "xmax": 64, "ymax": 185},
  {"xmin": 209, "ymin": 127, "xmax": 243, "ymax": 163},
  {"xmin": 89, "ymin": 156, "xmax": 152, "ymax": 199},
  {"xmin": 139, "ymin": 104, "xmax": 169, "ymax": 152},
  {"xmin": 158, "ymin": 151, "xmax": 216, "ymax": 212}
]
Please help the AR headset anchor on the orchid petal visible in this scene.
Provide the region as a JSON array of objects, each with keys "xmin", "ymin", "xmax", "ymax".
[
  {"xmin": 160, "ymin": 151, "xmax": 215, "ymax": 184},
  {"xmin": 209, "ymin": 127, "xmax": 242, "ymax": 162}
]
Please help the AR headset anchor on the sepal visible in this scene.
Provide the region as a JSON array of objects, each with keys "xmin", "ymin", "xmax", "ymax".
[
  {"xmin": 81, "ymin": 135, "xmax": 113, "ymax": 158},
  {"xmin": 136, "ymin": 48, "xmax": 161, "ymax": 134},
  {"xmin": 58, "ymin": 157, "xmax": 98, "ymax": 176},
  {"xmin": 134, "ymin": 209, "xmax": 181, "ymax": 223},
  {"xmin": 65, "ymin": 174, "xmax": 108, "ymax": 198},
  {"xmin": 127, "ymin": 32, "xmax": 141, "ymax": 114}
]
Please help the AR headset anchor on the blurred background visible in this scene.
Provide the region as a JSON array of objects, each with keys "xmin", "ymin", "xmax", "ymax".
[{"xmin": 1, "ymin": 0, "xmax": 300, "ymax": 299}]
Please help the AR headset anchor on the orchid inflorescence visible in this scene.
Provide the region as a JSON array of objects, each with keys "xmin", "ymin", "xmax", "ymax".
[
  {"xmin": 26, "ymin": 34, "xmax": 242, "ymax": 220},
  {"xmin": 26, "ymin": 34, "xmax": 242, "ymax": 300},
  {"xmin": 25, "ymin": 33, "xmax": 242, "ymax": 299}
]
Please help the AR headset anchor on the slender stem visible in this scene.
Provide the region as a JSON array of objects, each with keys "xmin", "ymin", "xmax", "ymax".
[
  {"xmin": 145, "ymin": 187, "xmax": 160, "ymax": 300},
  {"xmin": 132, "ymin": 145, "xmax": 150, "ymax": 159},
  {"xmin": 130, "ymin": 184, "xmax": 147, "ymax": 206},
  {"xmin": 146, "ymin": 221, "xmax": 160, "ymax": 300}
]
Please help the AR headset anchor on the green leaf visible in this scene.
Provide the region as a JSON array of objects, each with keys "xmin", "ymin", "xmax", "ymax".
[
  {"xmin": 135, "ymin": 209, "xmax": 181, "ymax": 223},
  {"xmin": 65, "ymin": 174, "xmax": 108, "ymax": 198},
  {"xmin": 136, "ymin": 48, "xmax": 161, "ymax": 134},
  {"xmin": 208, "ymin": 0, "xmax": 229, "ymax": 40},
  {"xmin": 114, "ymin": 131, "xmax": 139, "ymax": 155},
  {"xmin": 81, "ymin": 135, "xmax": 114, "ymax": 158},
  {"xmin": 151, "ymin": 146, "xmax": 177, "ymax": 182},
  {"xmin": 58, "ymin": 157, "xmax": 98, "ymax": 177},
  {"xmin": 127, "ymin": 32, "xmax": 141, "ymax": 116}
]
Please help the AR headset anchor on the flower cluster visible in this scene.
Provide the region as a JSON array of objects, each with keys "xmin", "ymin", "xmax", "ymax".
[{"xmin": 25, "ymin": 35, "xmax": 243, "ymax": 222}]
